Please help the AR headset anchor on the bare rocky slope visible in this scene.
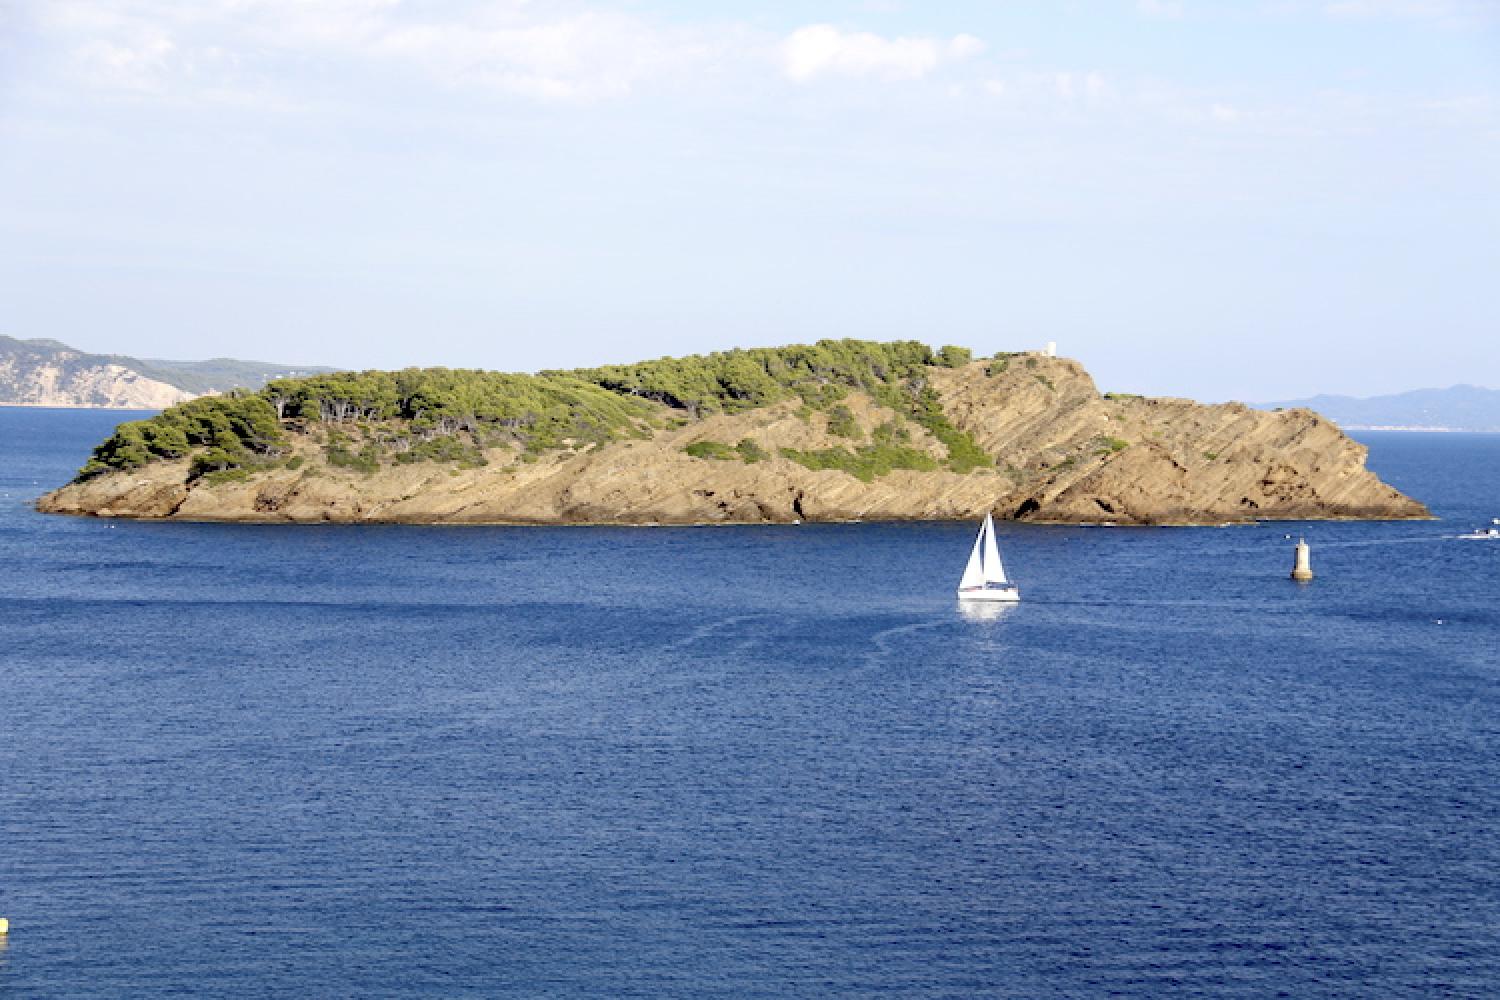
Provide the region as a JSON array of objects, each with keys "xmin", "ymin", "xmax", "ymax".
[
  {"xmin": 1, "ymin": 353, "xmax": 191, "ymax": 409},
  {"xmin": 37, "ymin": 350, "xmax": 1427, "ymax": 525},
  {"xmin": 1, "ymin": 335, "xmax": 331, "ymax": 408}
]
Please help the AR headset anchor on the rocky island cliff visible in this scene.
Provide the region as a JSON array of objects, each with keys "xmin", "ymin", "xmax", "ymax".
[{"xmin": 37, "ymin": 341, "xmax": 1427, "ymax": 525}]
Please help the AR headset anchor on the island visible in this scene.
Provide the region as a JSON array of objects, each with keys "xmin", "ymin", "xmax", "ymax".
[{"xmin": 36, "ymin": 340, "xmax": 1428, "ymax": 525}]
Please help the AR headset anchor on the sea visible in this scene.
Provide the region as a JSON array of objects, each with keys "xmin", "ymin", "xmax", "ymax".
[{"xmin": 1, "ymin": 407, "xmax": 1496, "ymax": 999}]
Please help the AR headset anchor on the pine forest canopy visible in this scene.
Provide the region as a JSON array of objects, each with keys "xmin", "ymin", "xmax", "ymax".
[{"xmin": 78, "ymin": 340, "xmax": 989, "ymax": 482}]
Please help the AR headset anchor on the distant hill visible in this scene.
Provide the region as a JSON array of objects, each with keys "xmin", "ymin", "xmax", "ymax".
[
  {"xmin": 1256, "ymin": 385, "xmax": 1500, "ymax": 432},
  {"xmin": 0, "ymin": 335, "xmax": 335, "ymax": 409}
]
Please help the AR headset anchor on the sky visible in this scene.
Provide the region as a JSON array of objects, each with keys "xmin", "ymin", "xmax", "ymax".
[{"xmin": 1, "ymin": 0, "xmax": 1496, "ymax": 400}]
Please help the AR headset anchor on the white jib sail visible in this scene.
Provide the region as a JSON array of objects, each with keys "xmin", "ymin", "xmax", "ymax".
[
  {"xmin": 980, "ymin": 513, "xmax": 1008, "ymax": 585},
  {"xmin": 958, "ymin": 520, "xmax": 986, "ymax": 590}
]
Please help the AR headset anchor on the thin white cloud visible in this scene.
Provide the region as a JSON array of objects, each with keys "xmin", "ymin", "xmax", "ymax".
[
  {"xmin": 1322, "ymin": 0, "xmax": 1496, "ymax": 23},
  {"xmin": 70, "ymin": 33, "xmax": 177, "ymax": 93},
  {"xmin": 980, "ymin": 70, "xmax": 1115, "ymax": 109},
  {"xmin": 780, "ymin": 25, "xmax": 985, "ymax": 83},
  {"xmin": 370, "ymin": 11, "xmax": 714, "ymax": 101},
  {"xmin": 1055, "ymin": 71, "xmax": 1111, "ymax": 102},
  {"xmin": 1136, "ymin": 0, "xmax": 1185, "ymax": 18},
  {"xmin": 39, "ymin": 0, "xmax": 727, "ymax": 104}
]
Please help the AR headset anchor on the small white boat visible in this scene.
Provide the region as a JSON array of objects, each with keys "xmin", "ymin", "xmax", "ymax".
[
  {"xmin": 1458, "ymin": 527, "xmax": 1500, "ymax": 540},
  {"xmin": 957, "ymin": 512, "xmax": 1020, "ymax": 603}
]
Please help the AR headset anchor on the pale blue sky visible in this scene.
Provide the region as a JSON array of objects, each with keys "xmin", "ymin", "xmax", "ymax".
[{"xmin": 2, "ymin": 0, "xmax": 1496, "ymax": 399}]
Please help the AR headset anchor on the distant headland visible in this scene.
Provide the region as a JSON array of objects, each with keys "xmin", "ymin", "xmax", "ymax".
[
  {"xmin": 37, "ymin": 340, "xmax": 1427, "ymax": 526},
  {"xmin": 1255, "ymin": 384, "xmax": 1500, "ymax": 433},
  {"xmin": 0, "ymin": 335, "xmax": 333, "ymax": 409}
]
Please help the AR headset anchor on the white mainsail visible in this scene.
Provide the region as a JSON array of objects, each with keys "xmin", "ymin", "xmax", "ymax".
[
  {"xmin": 959, "ymin": 524, "xmax": 986, "ymax": 590},
  {"xmin": 980, "ymin": 513, "xmax": 1008, "ymax": 585}
]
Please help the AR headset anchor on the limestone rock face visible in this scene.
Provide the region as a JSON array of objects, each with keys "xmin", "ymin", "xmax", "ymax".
[
  {"xmin": 1, "ymin": 335, "xmax": 336, "ymax": 408},
  {"xmin": 37, "ymin": 355, "xmax": 1429, "ymax": 525},
  {"xmin": 1, "ymin": 358, "xmax": 192, "ymax": 409}
]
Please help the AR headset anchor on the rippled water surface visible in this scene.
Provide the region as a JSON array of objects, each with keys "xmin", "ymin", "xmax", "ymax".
[{"xmin": 2, "ymin": 408, "xmax": 1497, "ymax": 997}]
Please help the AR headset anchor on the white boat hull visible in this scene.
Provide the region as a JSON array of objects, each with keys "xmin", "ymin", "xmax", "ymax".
[{"xmin": 958, "ymin": 586, "xmax": 1020, "ymax": 603}]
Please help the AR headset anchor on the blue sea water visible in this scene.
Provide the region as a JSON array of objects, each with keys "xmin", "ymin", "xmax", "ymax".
[{"xmin": 1, "ymin": 407, "xmax": 1497, "ymax": 998}]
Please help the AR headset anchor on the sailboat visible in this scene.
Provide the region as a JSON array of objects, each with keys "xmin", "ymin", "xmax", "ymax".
[{"xmin": 957, "ymin": 512, "xmax": 1020, "ymax": 603}]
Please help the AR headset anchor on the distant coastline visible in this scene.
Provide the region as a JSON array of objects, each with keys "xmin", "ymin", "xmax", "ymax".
[
  {"xmin": 1256, "ymin": 384, "xmax": 1500, "ymax": 435},
  {"xmin": 1345, "ymin": 425, "xmax": 1500, "ymax": 434},
  {"xmin": 1, "ymin": 335, "xmax": 333, "ymax": 409},
  {"xmin": 0, "ymin": 401, "xmax": 159, "ymax": 411}
]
